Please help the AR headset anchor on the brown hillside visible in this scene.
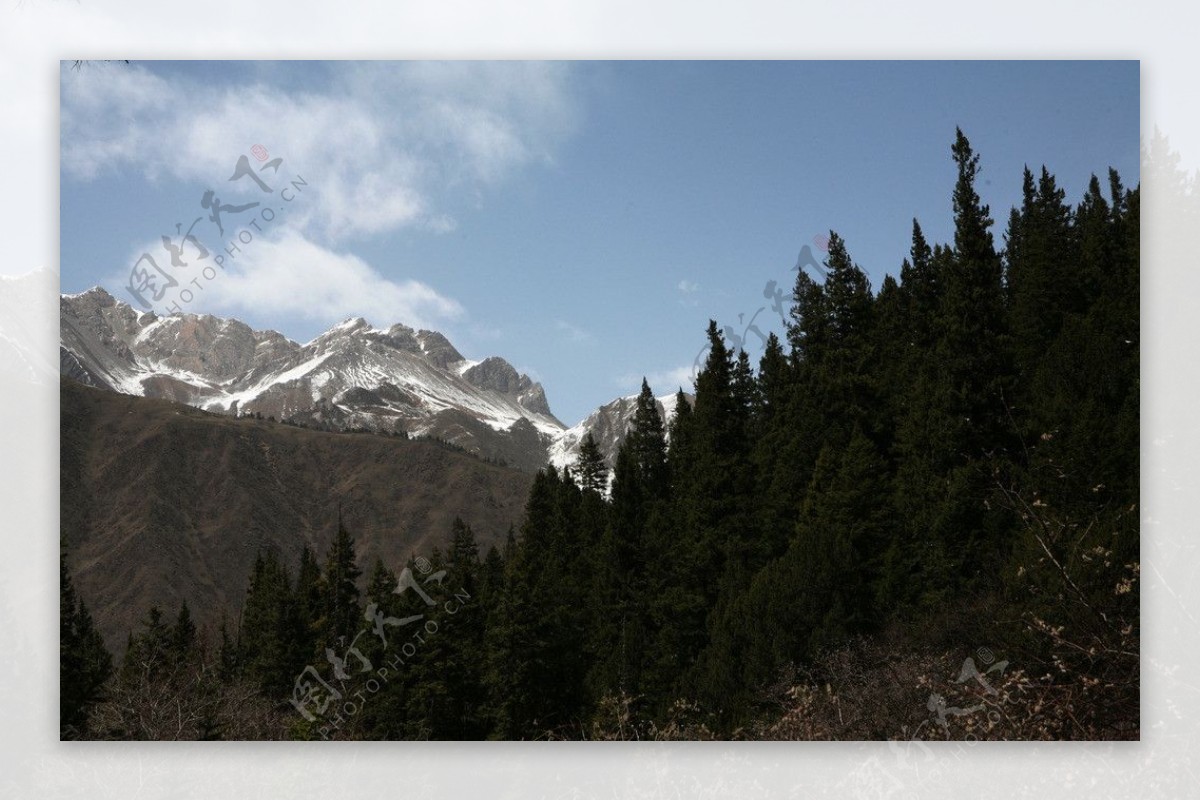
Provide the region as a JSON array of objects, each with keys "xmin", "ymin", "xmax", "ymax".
[{"xmin": 60, "ymin": 378, "xmax": 533, "ymax": 653}]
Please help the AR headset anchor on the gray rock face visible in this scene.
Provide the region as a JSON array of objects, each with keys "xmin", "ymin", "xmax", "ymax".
[
  {"xmin": 59, "ymin": 290, "xmax": 567, "ymax": 470},
  {"xmin": 462, "ymin": 356, "xmax": 557, "ymax": 421},
  {"xmin": 135, "ymin": 314, "xmax": 262, "ymax": 382},
  {"xmin": 59, "ymin": 288, "xmax": 695, "ymax": 476},
  {"xmin": 416, "ymin": 330, "xmax": 464, "ymax": 369},
  {"xmin": 59, "ymin": 287, "xmax": 140, "ymax": 373},
  {"xmin": 60, "ymin": 347, "xmax": 105, "ymax": 388},
  {"xmin": 548, "ymin": 390, "xmax": 694, "ymax": 474},
  {"xmin": 464, "ymin": 356, "xmax": 523, "ymax": 394},
  {"xmin": 518, "ymin": 384, "xmax": 553, "ymax": 417}
]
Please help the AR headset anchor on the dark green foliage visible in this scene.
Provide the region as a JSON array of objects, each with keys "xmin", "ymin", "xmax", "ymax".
[
  {"xmin": 575, "ymin": 431, "xmax": 608, "ymax": 495},
  {"xmin": 483, "ymin": 467, "xmax": 593, "ymax": 738},
  {"xmin": 71, "ymin": 130, "xmax": 1136, "ymax": 740},
  {"xmin": 238, "ymin": 549, "xmax": 303, "ymax": 697},
  {"xmin": 320, "ymin": 516, "xmax": 363, "ymax": 649},
  {"xmin": 172, "ymin": 601, "xmax": 197, "ymax": 658},
  {"xmin": 60, "ymin": 550, "xmax": 113, "ymax": 738}
]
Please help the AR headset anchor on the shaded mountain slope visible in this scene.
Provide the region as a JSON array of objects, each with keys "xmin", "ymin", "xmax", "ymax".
[{"xmin": 61, "ymin": 377, "xmax": 533, "ymax": 652}]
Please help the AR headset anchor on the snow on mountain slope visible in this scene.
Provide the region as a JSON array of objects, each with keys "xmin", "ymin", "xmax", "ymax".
[
  {"xmin": 61, "ymin": 287, "xmax": 694, "ymax": 475},
  {"xmin": 547, "ymin": 390, "xmax": 692, "ymax": 472},
  {"xmin": 60, "ymin": 288, "xmax": 564, "ymax": 470}
]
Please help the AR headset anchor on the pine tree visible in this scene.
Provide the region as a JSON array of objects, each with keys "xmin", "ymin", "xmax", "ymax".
[
  {"xmin": 747, "ymin": 332, "xmax": 799, "ymax": 568},
  {"xmin": 900, "ymin": 219, "xmax": 938, "ymax": 331},
  {"xmin": 485, "ymin": 468, "xmax": 590, "ymax": 737},
  {"xmin": 60, "ymin": 550, "xmax": 113, "ymax": 738},
  {"xmin": 871, "ymin": 273, "xmax": 906, "ymax": 444},
  {"xmin": 1006, "ymin": 165, "xmax": 1080, "ymax": 387},
  {"xmin": 239, "ymin": 549, "xmax": 299, "ymax": 697},
  {"xmin": 481, "ymin": 544, "xmax": 505, "ymax": 598},
  {"xmin": 627, "ymin": 379, "xmax": 669, "ymax": 495},
  {"xmin": 434, "ymin": 518, "xmax": 489, "ymax": 738},
  {"xmin": 741, "ymin": 431, "xmax": 891, "ymax": 694},
  {"xmin": 295, "ymin": 545, "xmax": 322, "ymax": 653},
  {"xmin": 589, "ymin": 441, "xmax": 649, "ymax": 702},
  {"xmin": 216, "ymin": 616, "xmax": 238, "ymax": 682},
  {"xmin": 812, "ymin": 231, "xmax": 877, "ymax": 443},
  {"xmin": 171, "ymin": 600, "xmax": 197, "ymax": 661},
  {"xmin": 576, "ymin": 431, "xmax": 608, "ymax": 495},
  {"xmin": 669, "ymin": 322, "xmax": 761, "ymax": 712},
  {"xmin": 939, "ymin": 128, "xmax": 1010, "ymax": 454},
  {"xmin": 885, "ymin": 131, "xmax": 1018, "ymax": 606},
  {"xmin": 122, "ymin": 606, "xmax": 171, "ymax": 681},
  {"xmin": 320, "ymin": 515, "xmax": 363, "ymax": 650}
]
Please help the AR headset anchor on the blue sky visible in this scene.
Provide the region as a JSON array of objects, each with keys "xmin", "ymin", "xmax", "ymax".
[{"xmin": 60, "ymin": 60, "xmax": 1139, "ymax": 425}]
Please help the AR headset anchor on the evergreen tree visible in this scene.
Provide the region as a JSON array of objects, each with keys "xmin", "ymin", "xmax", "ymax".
[
  {"xmin": 171, "ymin": 600, "xmax": 197, "ymax": 661},
  {"xmin": 239, "ymin": 549, "xmax": 299, "ymax": 697},
  {"xmin": 742, "ymin": 431, "xmax": 891, "ymax": 691},
  {"xmin": 939, "ymin": 128, "xmax": 1011, "ymax": 454},
  {"xmin": 627, "ymin": 379, "xmax": 669, "ymax": 495},
  {"xmin": 294, "ymin": 545, "xmax": 322, "ymax": 658},
  {"xmin": 427, "ymin": 518, "xmax": 489, "ymax": 738},
  {"xmin": 486, "ymin": 468, "xmax": 589, "ymax": 737},
  {"xmin": 121, "ymin": 606, "xmax": 172, "ymax": 681},
  {"xmin": 481, "ymin": 544, "xmax": 505, "ymax": 598},
  {"xmin": 576, "ymin": 431, "xmax": 609, "ymax": 495},
  {"xmin": 216, "ymin": 616, "xmax": 238, "ymax": 682},
  {"xmin": 60, "ymin": 550, "xmax": 113, "ymax": 738},
  {"xmin": 1006, "ymin": 165, "xmax": 1081, "ymax": 387},
  {"xmin": 320, "ymin": 515, "xmax": 363, "ymax": 650},
  {"xmin": 589, "ymin": 441, "xmax": 650, "ymax": 701},
  {"xmin": 745, "ymin": 332, "xmax": 798, "ymax": 565}
]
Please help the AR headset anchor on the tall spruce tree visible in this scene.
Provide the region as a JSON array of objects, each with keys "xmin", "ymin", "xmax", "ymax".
[
  {"xmin": 939, "ymin": 128, "xmax": 1011, "ymax": 454},
  {"xmin": 239, "ymin": 549, "xmax": 299, "ymax": 697},
  {"xmin": 576, "ymin": 431, "xmax": 609, "ymax": 495},
  {"xmin": 320, "ymin": 515, "xmax": 363, "ymax": 651},
  {"xmin": 1006, "ymin": 165, "xmax": 1080, "ymax": 389},
  {"xmin": 60, "ymin": 550, "xmax": 113, "ymax": 738}
]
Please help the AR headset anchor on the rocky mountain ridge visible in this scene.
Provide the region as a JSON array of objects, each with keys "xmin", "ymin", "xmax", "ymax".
[{"xmin": 60, "ymin": 287, "xmax": 691, "ymax": 473}]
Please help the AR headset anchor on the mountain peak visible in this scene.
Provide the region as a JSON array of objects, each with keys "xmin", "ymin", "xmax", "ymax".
[
  {"xmin": 61, "ymin": 285, "xmax": 116, "ymax": 304},
  {"xmin": 60, "ymin": 296, "xmax": 567, "ymax": 469},
  {"xmin": 332, "ymin": 316, "xmax": 370, "ymax": 333},
  {"xmin": 415, "ymin": 330, "xmax": 465, "ymax": 369},
  {"xmin": 548, "ymin": 390, "xmax": 694, "ymax": 472},
  {"xmin": 463, "ymin": 356, "xmax": 524, "ymax": 394}
]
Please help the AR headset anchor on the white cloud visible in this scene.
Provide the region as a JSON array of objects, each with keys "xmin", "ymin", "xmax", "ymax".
[
  {"xmin": 114, "ymin": 228, "xmax": 463, "ymax": 332},
  {"xmin": 677, "ymin": 279, "xmax": 701, "ymax": 307},
  {"xmin": 61, "ymin": 61, "xmax": 579, "ymax": 243},
  {"xmin": 555, "ymin": 319, "xmax": 593, "ymax": 343},
  {"xmin": 516, "ymin": 365, "xmax": 543, "ymax": 383},
  {"xmin": 468, "ymin": 323, "xmax": 504, "ymax": 341},
  {"xmin": 616, "ymin": 365, "xmax": 695, "ymax": 395}
]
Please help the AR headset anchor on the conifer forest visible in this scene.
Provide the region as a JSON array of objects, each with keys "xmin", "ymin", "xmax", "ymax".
[{"xmin": 61, "ymin": 130, "xmax": 1139, "ymax": 740}]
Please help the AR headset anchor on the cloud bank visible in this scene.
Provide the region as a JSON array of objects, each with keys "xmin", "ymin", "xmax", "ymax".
[{"xmin": 65, "ymin": 60, "xmax": 578, "ymax": 328}]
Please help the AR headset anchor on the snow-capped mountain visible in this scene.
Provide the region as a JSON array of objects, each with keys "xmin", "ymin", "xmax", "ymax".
[
  {"xmin": 60, "ymin": 287, "xmax": 563, "ymax": 470},
  {"xmin": 60, "ymin": 287, "xmax": 693, "ymax": 473},
  {"xmin": 548, "ymin": 390, "xmax": 691, "ymax": 472}
]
